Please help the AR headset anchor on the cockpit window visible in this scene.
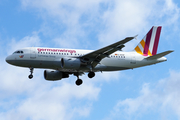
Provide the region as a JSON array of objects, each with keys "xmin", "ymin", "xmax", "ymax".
[
  {"xmin": 13, "ymin": 51, "xmax": 18, "ymax": 54},
  {"xmin": 13, "ymin": 51, "xmax": 24, "ymax": 54}
]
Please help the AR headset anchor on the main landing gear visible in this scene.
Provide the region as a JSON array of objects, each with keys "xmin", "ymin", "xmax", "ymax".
[
  {"xmin": 28, "ymin": 67, "xmax": 34, "ymax": 79},
  {"xmin": 88, "ymin": 72, "xmax": 95, "ymax": 78},
  {"xmin": 75, "ymin": 72, "xmax": 95, "ymax": 86},
  {"xmin": 75, "ymin": 73, "xmax": 83, "ymax": 86},
  {"xmin": 75, "ymin": 78, "xmax": 83, "ymax": 86}
]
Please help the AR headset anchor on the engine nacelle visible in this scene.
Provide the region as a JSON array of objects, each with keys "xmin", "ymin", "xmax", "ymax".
[
  {"xmin": 44, "ymin": 70, "xmax": 69, "ymax": 81},
  {"xmin": 61, "ymin": 58, "xmax": 81, "ymax": 69}
]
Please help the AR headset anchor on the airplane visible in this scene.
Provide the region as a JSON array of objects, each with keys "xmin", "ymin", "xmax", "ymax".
[{"xmin": 6, "ymin": 26, "xmax": 173, "ymax": 86}]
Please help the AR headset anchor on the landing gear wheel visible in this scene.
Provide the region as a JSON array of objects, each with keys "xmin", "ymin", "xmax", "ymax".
[
  {"xmin": 28, "ymin": 75, "xmax": 33, "ymax": 79},
  {"xmin": 28, "ymin": 67, "xmax": 34, "ymax": 79},
  {"xmin": 75, "ymin": 79, "xmax": 83, "ymax": 86},
  {"xmin": 88, "ymin": 72, "xmax": 95, "ymax": 78}
]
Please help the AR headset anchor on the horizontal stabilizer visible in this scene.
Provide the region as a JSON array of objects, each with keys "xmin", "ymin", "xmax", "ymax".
[{"xmin": 145, "ymin": 50, "xmax": 174, "ymax": 60}]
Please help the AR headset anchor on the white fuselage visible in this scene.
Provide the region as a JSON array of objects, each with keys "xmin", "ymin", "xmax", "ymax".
[{"xmin": 6, "ymin": 47, "xmax": 167, "ymax": 73}]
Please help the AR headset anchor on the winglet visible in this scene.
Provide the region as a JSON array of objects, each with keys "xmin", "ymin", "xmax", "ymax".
[{"xmin": 145, "ymin": 50, "xmax": 174, "ymax": 60}]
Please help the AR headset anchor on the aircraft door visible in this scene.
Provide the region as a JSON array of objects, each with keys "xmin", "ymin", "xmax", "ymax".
[{"xmin": 30, "ymin": 48, "xmax": 36, "ymax": 59}]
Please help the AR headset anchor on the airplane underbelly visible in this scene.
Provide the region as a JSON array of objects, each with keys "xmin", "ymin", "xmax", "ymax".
[{"xmin": 101, "ymin": 57, "xmax": 132, "ymax": 68}]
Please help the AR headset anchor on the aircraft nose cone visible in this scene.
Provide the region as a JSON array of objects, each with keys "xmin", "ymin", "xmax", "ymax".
[
  {"xmin": 6, "ymin": 56, "xmax": 9, "ymax": 63},
  {"xmin": 6, "ymin": 56, "xmax": 12, "ymax": 64}
]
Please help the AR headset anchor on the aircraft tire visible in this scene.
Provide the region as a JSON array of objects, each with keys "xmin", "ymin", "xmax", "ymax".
[
  {"xmin": 28, "ymin": 75, "xmax": 33, "ymax": 79},
  {"xmin": 88, "ymin": 72, "xmax": 95, "ymax": 78},
  {"xmin": 75, "ymin": 79, "xmax": 83, "ymax": 86}
]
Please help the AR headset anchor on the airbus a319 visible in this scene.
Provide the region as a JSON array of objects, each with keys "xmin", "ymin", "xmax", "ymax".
[{"xmin": 6, "ymin": 26, "xmax": 173, "ymax": 86}]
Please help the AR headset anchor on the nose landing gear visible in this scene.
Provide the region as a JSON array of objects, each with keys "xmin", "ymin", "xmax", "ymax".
[
  {"xmin": 28, "ymin": 74, "xmax": 33, "ymax": 79},
  {"xmin": 28, "ymin": 67, "xmax": 34, "ymax": 79}
]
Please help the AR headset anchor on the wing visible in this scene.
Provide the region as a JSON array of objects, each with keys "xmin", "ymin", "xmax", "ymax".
[{"xmin": 80, "ymin": 36, "xmax": 137, "ymax": 68}]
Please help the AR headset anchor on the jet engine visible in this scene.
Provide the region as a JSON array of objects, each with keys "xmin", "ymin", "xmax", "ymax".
[
  {"xmin": 44, "ymin": 70, "xmax": 69, "ymax": 81},
  {"xmin": 61, "ymin": 58, "xmax": 81, "ymax": 69}
]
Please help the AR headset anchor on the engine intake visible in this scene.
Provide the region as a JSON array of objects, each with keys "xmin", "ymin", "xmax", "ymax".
[
  {"xmin": 44, "ymin": 70, "xmax": 69, "ymax": 81},
  {"xmin": 61, "ymin": 58, "xmax": 81, "ymax": 69}
]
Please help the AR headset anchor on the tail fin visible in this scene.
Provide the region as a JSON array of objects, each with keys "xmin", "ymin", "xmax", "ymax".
[{"xmin": 134, "ymin": 26, "xmax": 162, "ymax": 56}]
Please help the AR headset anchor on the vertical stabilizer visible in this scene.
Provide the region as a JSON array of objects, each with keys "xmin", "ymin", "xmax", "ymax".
[{"xmin": 134, "ymin": 26, "xmax": 162, "ymax": 56}]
